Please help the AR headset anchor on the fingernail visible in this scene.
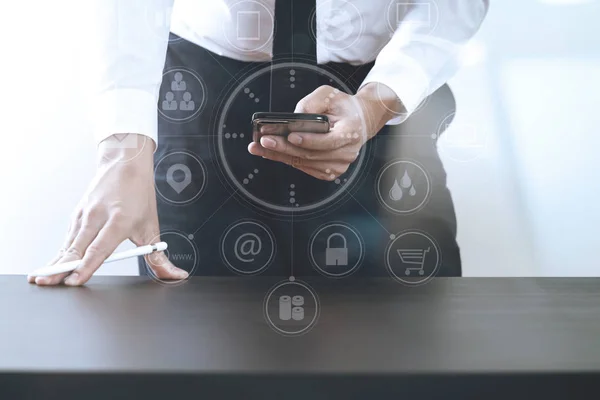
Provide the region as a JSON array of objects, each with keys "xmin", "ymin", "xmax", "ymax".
[
  {"xmin": 261, "ymin": 137, "xmax": 276, "ymax": 149},
  {"xmin": 170, "ymin": 267, "xmax": 189, "ymax": 280},
  {"xmin": 248, "ymin": 143, "xmax": 262, "ymax": 156},
  {"xmin": 177, "ymin": 270, "xmax": 189, "ymax": 279},
  {"xmin": 64, "ymin": 272, "xmax": 79, "ymax": 286},
  {"xmin": 35, "ymin": 276, "xmax": 48, "ymax": 285},
  {"xmin": 288, "ymin": 134, "xmax": 302, "ymax": 145}
]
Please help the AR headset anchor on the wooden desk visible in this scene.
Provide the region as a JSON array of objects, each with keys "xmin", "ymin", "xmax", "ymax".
[{"xmin": 1, "ymin": 276, "xmax": 599, "ymax": 399}]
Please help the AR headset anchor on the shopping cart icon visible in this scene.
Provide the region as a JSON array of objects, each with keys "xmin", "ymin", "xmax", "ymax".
[{"xmin": 396, "ymin": 247, "xmax": 430, "ymax": 276}]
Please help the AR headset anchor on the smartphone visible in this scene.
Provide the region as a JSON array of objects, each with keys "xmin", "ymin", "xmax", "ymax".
[{"xmin": 252, "ymin": 112, "xmax": 330, "ymax": 142}]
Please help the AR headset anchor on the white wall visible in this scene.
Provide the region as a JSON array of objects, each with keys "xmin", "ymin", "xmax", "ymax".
[
  {"xmin": 0, "ymin": 0, "xmax": 137, "ymax": 275},
  {"xmin": 0, "ymin": 0, "xmax": 597, "ymax": 276},
  {"xmin": 444, "ymin": 61, "xmax": 537, "ymax": 277},
  {"xmin": 476, "ymin": 0, "xmax": 600, "ymax": 276}
]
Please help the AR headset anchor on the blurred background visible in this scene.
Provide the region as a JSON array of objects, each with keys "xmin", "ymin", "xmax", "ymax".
[{"xmin": 0, "ymin": 0, "xmax": 598, "ymax": 276}]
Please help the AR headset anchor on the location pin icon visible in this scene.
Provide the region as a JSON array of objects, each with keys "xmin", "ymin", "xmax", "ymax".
[{"xmin": 166, "ymin": 163, "xmax": 192, "ymax": 194}]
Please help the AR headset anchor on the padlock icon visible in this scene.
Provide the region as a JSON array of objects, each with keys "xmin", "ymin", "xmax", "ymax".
[{"xmin": 325, "ymin": 233, "xmax": 348, "ymax": 266}]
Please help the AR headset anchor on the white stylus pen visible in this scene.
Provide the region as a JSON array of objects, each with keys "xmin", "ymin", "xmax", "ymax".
[{"xmin": 28, "ymin": 242, "xmax": 168, "ymax": 277}]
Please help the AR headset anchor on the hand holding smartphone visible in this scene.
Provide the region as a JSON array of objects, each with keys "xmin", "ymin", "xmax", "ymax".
[{"xmin": 252, "ymin": 112, "xmax": 330, "ymax": 143}]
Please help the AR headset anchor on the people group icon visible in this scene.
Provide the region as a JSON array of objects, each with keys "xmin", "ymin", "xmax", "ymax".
[{"xmin": 161, "ymin": 72, "xmax": 196, "ymax": 112}]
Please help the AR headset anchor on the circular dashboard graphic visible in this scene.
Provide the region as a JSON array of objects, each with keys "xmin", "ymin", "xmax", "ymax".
[{"xmin": 214, "ymin": 62, "xmax": 370, "ymax": 216}]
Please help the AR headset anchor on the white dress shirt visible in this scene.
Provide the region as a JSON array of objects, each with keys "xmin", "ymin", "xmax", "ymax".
[{"xmin": 84, "ymin": 0, "xmax": 489, "ymax": 145}]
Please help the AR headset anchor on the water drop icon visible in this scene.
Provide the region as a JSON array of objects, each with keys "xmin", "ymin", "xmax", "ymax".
[
  {"xmin": 400, "ymin": 170, "xmax": 412, "ymax": 189},
  {"xmin": 389, "ymin": 179, "xmax": 403, "ymax": 201},
  {"xmin": 409, "ymin": 185, "xmax": 416, "ymax": 196}
]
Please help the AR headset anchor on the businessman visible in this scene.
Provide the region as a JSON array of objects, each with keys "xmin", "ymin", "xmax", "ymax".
[{"xmin": 29, "ymin": 0, "xmax": 488, "ymax": 286}]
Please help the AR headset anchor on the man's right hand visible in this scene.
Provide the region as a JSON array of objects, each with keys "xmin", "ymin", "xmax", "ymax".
[{"xmin": 27, "ymin": 134, "xmax": 189, "ymax": 286}]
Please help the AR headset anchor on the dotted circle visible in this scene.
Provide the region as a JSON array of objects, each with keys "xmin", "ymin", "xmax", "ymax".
[{"xmin": 217, "ymin": 62, "xmax": 365, "ymax": 214}]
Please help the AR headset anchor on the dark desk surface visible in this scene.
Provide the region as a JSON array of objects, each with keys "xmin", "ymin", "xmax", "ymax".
[{"xmin": 1, "ymin": 276, "xmax": 600, "ymax": 399}]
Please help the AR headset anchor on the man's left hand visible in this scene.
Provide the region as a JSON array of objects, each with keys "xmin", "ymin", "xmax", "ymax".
[{"xmin": 248, "ymin": 83, "xmax": 402, "ymax": 181}]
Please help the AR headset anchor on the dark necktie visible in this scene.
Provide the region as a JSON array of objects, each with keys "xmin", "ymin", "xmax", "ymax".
[{"xmin": 272, "ymin": 0, "xmax": 317, "ymax": 61}]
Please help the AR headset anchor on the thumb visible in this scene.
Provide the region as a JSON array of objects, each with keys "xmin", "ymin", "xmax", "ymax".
[
  {"xmin": 144, "ymin": 250, "xmax": 189, "ymax": 281},
  {"xmin": 294, "ymin": 85, "xmax": 335, "ymax": 113},
  {"xmin": 131, "ymin": 229, "xmax": 189, "ymax": 281}
]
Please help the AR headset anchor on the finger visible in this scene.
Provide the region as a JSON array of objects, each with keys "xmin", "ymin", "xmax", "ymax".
[
  {"xmin": 33, "ymin": 224, "xmax": 97, "ymax": 286},
  {"xmin": 27, "ymin": 251, "xmax": 67, "ymax": 284},
  {"xmin": 144, "ymin": 251, "xmax": 189, "ymax": 281},
  {"xmin": 131, "ymin": 232, "xmax": 189, "ymax": 281},
  {"xmin": 294, "ymin": 85, "xmax": 338, "ymax": 114},
  {"xmin": 36, "ymin": 214, "xmax": 104, "ymax": 285},
  {"xmin": 60, "ymin": 209, "xmax": 83, "ymax": 251},
  {"xmin": 248, "ymin": 143, "xmax": 309, "ymax": 168},
  {"xmin": 259, "ymin": 124, "xmax": 284, "ymax": 135},
  {"xmin": 28, "ymin": 212, "xmax": 84, "ymax": 284},
  {"xmin": 33, "ymin": 249, "xmax": 84, "ymax": 286},
  {"xmin": 250, "ymin": 146, "xmax": 347, "ymax": 178},
  {"xmin": 287, "ymin": 127, "xmax": 359, "ymax": 151},
  {"xmin": 46, "ymin": 253, "xmax": 64, "ymax": 267},
  {"xmin": 53, "ymin": 211, "xmax": 84, "ymax": 264},
  {"xmin": 63, "ymin": 222, "xmax": 125, "ymax": 286},
  {"xmin": 66, "ymin": 215, "xmax": 103, "ymax": 258},
  {"xmin": 295, "ymin": 165, "xmax": 341, "ymax": 181},
  {"xmin": 252, "ymin": 135, "xmax": 357, "ymax": 162},
  {"xmin": 248, "ymin": 142, "xmax": 265, "ymax": 157}
]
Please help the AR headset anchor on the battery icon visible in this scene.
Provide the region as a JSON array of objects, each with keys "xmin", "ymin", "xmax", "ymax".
[
  {"xmin": 279, "ymin": 295, "xmax": 292, "ymax": 320},
  {"xmin": 292, "ymin": 306, "xmax": 304, "ymax": 321},
  {"xmin": 292, "ymin": 295, "xmax": 304, "ymax": 306}
]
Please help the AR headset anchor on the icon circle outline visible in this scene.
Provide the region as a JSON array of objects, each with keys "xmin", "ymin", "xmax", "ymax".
[
  {"xmin": 263, "ymin": 280, "xmax": 320, "ymax": 336},
  {"xmin": 222, "ymin": 0, "xmax": 275, "ymax": 54},
  {"xmin": 155, "ymin": 151, "xmax": 208, "ymax": 206},
  {"xmin": 385, "ymin": 230, "xmax": 441, "ymax": 286},
  {"xmin": 220, "ymin": 219, "xmax": 276, "ymax": 276},
  {"xmin": 308, "ymin": 222, "xmax": 365, "ymax": 278},
  {"xmin": 375, "ymin": 159, "xmax": 431, "ymax": 215},
  {"xmin": 144, "ymin": 230, "xmax": 199, "ymax": 286},
  {"xmin": 309, "ymin": 0, "xmax": 365, "ymax": 53},
  {"xmin": 158, "ymin": 67, "xmax": 207, "ymax": 123}
]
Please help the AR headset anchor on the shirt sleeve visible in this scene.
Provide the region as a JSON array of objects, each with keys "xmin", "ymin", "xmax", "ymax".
[
  {"xmin": 82, "ymin": 0, "xmax": 174, "ymax": 146},
  {"xmin": 360, "ymin": 0, "xmax": 489, "ymax": 124}
]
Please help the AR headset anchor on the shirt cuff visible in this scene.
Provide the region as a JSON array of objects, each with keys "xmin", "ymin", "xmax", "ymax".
[
  {"xmin": 92, "ymin": 88, "xmax": 158, "ymax": 148},
  {"xmin": 359, "ymin": 57, "xmax": 430, "ymax": 125}
]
